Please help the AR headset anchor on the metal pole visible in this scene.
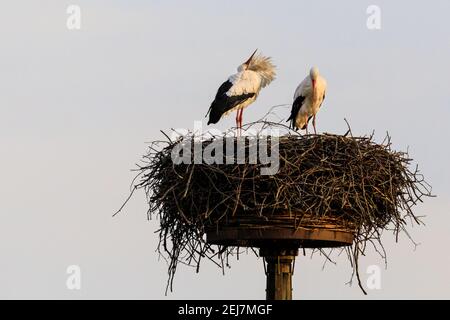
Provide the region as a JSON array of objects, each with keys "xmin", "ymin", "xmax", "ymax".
[{"xmin": 260, "ymin": 248, "xmax": 298, "ymax": 300}]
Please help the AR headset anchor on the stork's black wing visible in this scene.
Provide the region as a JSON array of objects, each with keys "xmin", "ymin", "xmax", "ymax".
[
  {"xmin": 287, "ymin": 95, "xmax": 305, "ymax": 130},
  {"xmin": 206, "ymin": 80, "xmax": 255, "ymax": 125}
]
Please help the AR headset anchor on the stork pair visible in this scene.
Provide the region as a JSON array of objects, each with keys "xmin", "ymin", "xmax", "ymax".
[{"xmin": 206, "ymin": 50, "xmax": 327, "ymax": 135}]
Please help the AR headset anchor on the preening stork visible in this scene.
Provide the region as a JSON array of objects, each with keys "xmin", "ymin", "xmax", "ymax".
[
  {"xmin": 287, "ymin": 66, "xmax": 327, "ymax": 134},
  {"xmin": 206, "ymin": 49, "xmax": 276, "ymax": 134}
]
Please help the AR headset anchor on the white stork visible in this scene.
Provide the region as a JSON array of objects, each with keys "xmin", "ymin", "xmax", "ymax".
[
  {"xmin": 206, "ymin": 49, "xmax": 276, "ymax": 134},
  {"xmin": 287, "ymin": 66, "xmax": 327, "ymax": 134}
]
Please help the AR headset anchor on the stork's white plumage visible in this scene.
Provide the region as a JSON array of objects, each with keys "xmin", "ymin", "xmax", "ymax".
[
  {"xmin": 206, "ymin": 50, "xmax": 276, "ymax": 134},
  {"xmin": 287, "ymin": 67, "xmax": 327, "ymax": 134}
]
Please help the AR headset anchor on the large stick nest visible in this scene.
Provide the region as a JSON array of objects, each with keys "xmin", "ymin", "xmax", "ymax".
[{"xmin": 117, "ymin": 121, "xmax": 432, "ymax": 294}]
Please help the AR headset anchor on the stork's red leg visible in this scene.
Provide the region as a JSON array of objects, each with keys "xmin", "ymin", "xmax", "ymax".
[
  {"xmin": 313, "ymin": 115, "xmax": 317, "ymax": 134},
  {"xmin": 235, "ymin": 110, "xmax": 240, "ymax": 135},
  {"xmin": 236, "ymin": 109, "xmax": 243, "ymax": 136},
  {"xmin": 240, "ymin": 108, "xmax": 244, "ymax": 132}
]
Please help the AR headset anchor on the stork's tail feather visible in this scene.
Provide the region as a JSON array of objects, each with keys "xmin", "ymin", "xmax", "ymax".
[{"xmin": 206, "ymin": 104, "xmax": 222, "ymax": 125}]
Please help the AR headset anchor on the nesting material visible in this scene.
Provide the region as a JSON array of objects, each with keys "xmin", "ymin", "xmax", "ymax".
[{"xmin": 118, "ymin": 122, "xmax": 431, "ymax": 293}]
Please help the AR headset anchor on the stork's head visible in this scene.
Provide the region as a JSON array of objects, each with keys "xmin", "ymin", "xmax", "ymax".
[
  {"xmin": 310, "ymin": 66, "xmax": 320, "ymax": 89},
  {"xmin": 238, "ymin": 49, "xmax": 258, "ymax": 71},
  {"xmin": 238, "ymin": 49, "xmax": 276, "ymax": 87}
]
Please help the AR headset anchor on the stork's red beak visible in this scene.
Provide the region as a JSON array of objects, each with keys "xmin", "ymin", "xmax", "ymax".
[{"xmin": 244, "ymin": 49, "xmax": 258, "ymax": 65}]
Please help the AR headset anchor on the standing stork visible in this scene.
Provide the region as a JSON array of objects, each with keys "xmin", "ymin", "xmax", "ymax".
[
  {"xmin": 206, "ymin": 49, "xmax": 276, "ymax": 135},
  {"xmin": 287, "ymin": 66, "xmax": 327, "ymax": 134}
]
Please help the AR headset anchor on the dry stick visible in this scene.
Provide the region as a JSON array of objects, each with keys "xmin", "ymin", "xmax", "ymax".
[{"xmin": 112, "ymin": 186, "xmax": 137, "ymax": 217}]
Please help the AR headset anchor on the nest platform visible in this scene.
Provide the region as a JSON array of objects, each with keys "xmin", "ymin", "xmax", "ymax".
[{"xmin": 206, "ymin": 213, "xmax": 355, "ymax": 248}]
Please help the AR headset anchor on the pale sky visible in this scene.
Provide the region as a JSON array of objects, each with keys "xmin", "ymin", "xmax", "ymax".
[{"xmin": 0, "ymin": 0, "xmax": 449, "ymax": 299}]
